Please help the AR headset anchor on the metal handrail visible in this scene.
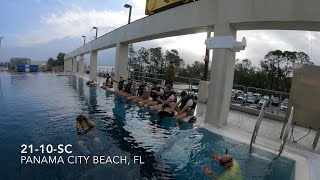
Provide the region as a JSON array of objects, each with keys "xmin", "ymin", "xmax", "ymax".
[
  {"xmin": 249, "ymin": 101, "xmax": 267, "ymax": 151},
  {"xmin": 249, "ymin": 102, "xmax": 294, "ymax": 160},
  {"xmin": 274, "ymin": 106, "xmax": 294, "ymax": 160}
]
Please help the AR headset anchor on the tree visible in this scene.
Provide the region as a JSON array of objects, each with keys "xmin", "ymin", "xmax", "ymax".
[
  {"xmin": 56, "ymin": 52, "xmax": 65, "ymax": 66},
  {"xmin": 164, "ymin": 49, "xmax": 184, "ymax": 74},
  {"xmin": 136, "ymin": 47, "xmax": 149, "ymax": 73},
  {"xmin": 47, "ymin": 52, "xmax": 65, "ymax": 67},
  {"xmin": 149, "ymin": 47, "xmax": 163, "ymax": 74},
  {"xmin": 234, "ymin": 59, "xmax": 256, "ymax": 87},
  {"xmin": 262, "ymin": 50, "xmax": 284, "ymax": 90},
  {"xmin": 295, "ymin": 52, "xmax": 313, "ymax": 65},
  {"xmin": 128, "ymin": 44, "xmax": 137, "ymax": 69},
  {"xmin": 47, "ymin": 57, "xmax": 56, "ymax": 66}
]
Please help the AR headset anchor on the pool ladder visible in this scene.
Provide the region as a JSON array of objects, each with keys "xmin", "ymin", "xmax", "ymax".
[{"xmin": 249, "ymin": 101, "xmax": 294, "ymax": 160}]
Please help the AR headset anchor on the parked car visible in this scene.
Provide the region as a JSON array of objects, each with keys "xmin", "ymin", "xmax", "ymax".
[
  {"xmin": 280, "ymin": 99, "xmax": 289, "ymax": 111},
  {"xmin": 235, "ymin": 90, "xmax": 244, "ymax": 94},
  {"xmin": 253, "ymin": 93, "xmax": 262, "ymax": 98},
  {"xmin": 257, "ymin": 96, "xmax": 270, "ymax": 110},
  {"xmin": 280, "ymin": 102, "xmax": 288, "ymax": 111},
  {"xmin": 271, "ymin": 96, "xmax": 280, "ymax": 106},
  {"xmin": 245, "ymin": 96, "xmax": 257, "ymax": 104},
  {"xmin": 236, "ymin": 94, "xmax": 245, "ymax": 102},
  {"xmin": 252, "ymin": 93, "xmax": 262, "ymax": 103},
  {"xmin": 232, "ymin": 90, "xmax": 243, "ymax": 101}
]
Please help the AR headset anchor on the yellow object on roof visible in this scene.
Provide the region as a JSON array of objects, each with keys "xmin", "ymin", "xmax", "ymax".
[{"xmin": 145, "ymin": 0, "xmax": 193, "ymax": 15}]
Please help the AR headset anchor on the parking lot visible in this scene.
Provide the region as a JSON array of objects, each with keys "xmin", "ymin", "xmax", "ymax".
[
  {"xmin": 231, "ymin": 100, "xmax": 287, "ymax": 117},
  {"xmin": 231, "ymin": 88, "xmax": 289, "ymax": 117}
]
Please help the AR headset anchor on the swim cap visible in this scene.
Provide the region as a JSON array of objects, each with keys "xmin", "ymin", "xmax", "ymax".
[{"xmin": 220, "ymin": 154, "xmax": 233, "ymax": 168}]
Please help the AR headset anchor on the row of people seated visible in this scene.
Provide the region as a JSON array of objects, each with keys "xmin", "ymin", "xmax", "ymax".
[{"xmin": 114, "ymin": 77, "xmax": 196, "ymax": 121}]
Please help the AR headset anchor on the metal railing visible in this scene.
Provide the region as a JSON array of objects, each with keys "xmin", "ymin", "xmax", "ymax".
[
  {"xmin": 249, "ymin": 102, "xmax": 294, "ymax": 160},
  {"xmin": 97, "ymin": 67, "xmax": 115, "ymax": 77},
  {"xmin": 249, "ymin": 101, "xmax": 267, "ymax": 151},
  {"xmin": 233, "ymin": 84, "xmax": 246, "ymax": 92},
  {"xmin": 274, "ymin": 106, "xmax": 294, "ymax": 159}
]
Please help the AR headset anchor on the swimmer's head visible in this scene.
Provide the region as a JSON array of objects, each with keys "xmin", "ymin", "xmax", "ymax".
[
  {"xmin": 140, "ymin": 79, "xmax": 145, "ymax": 85},
  {"xmin": 77, "ymin": 113, "xmax": 87, "ymax": 122},
  {"xmin": 120, "ymin": 76, "xmax": 123, "ymax": 80},
  {"xmin": 219, "ymin": 154, "xmax": 233, "ymax": 168},
  {"xmin": 128, "ymin": 78, "xmax": 132, "ymax": 83}
]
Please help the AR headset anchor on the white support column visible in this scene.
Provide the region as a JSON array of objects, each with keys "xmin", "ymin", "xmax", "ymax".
[
  {"xmin": 205, "ymin": 23, "xmax": 237, "ymax": 127},
  {"xmin": 115, "ymin": 43, "xmax": 129, "ymax": 88},
  {"xmin": 63, "ymin": 56, "xmax": 67, "ymax": 72},
  {"xmin": 72, "ymin": 57, "xmax": 77, "ymax": 73},
  {"xmin": 198, "ymin": 81, "xmax": 210, "ymax": 103},
  {"xmin": 68, "ymin": 59, "xmax": 72, "ymax": 72},
  {"xmin": 89, "ymin": 51, "xmax": 98, "ymax": 81},
  {"xmin": 66, "ymin": 59, "xmax": 71, "ymax": 72},
  {"xmin": 79, "ymin": 55, "xmax": 84, "ymax": 76}
]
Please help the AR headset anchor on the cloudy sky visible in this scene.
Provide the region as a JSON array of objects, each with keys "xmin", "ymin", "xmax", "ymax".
[{"xmin": 0, "ymin": 0, "xmax": 320, "ymax": 67}]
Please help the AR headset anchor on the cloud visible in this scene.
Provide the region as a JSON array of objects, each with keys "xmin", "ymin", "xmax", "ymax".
[
  {"xmin": 6, "ymin": 0, "xmax": 320, "ymax": 66},
  {"xmin": 15, "ymin": 0, "xmax": 146, "ymax": 47},
  {"xmin": 16, "ymin": 10, "xmax": 128, "ymax": 47},
  {"xmin": 237, "ymin": 30, "xmax": 320, "ymax": 66}
]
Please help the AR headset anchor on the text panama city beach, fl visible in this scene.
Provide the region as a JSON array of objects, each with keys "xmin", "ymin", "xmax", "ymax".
[{"xmin": 20, "ymin": 144, "xmax": 144, "ymax": 165}]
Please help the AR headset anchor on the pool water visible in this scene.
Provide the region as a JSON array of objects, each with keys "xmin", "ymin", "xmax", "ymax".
[{"xmin": 0, "ymin": 73, "xmax": 295, "ymax": 180}]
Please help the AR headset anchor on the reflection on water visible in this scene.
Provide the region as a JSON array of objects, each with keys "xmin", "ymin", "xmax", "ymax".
[{"xmin": 0, "ymin": 76, "xmax": 2, "ymax": 96}]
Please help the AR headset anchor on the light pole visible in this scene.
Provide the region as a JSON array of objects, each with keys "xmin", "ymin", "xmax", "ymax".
[
  {"xmin": 82, "ymin": 36, "xmax": 86, "ymax": 45},
  {"xmin": 124, "ymin": 4, "xmax": 133, "ymax": 76},
  {"xmin": 203, "ymin": 32, "xmax": 211, "ymax": 80},
  {"xmin": 124, "ymin": 4, "xmax": 132, "ymax": 24},
  {"xmin": 0, "ymin": 37, "xmax": 3, "ymax": 48},
  {"xmin": 93, "ymin": 27, "xmax": 98, "ymax": 39}
]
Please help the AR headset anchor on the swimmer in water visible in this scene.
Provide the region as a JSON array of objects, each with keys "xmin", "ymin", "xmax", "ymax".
[
  {"xmin": 75, "ymin": 114, "xmax": 104, "ymax": 155},
  {"xmin": 75, "ymin": 113, "xmax": 95, "ymax": 134},
  {"xmin": 204, "ymin": 149, "xmax": 242, "ymax": 180}
]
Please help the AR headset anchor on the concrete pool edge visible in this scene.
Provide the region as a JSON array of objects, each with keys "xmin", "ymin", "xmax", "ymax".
[{"xmin": 203, "ymin": 123, "xmax": 316, "ymax": 180}]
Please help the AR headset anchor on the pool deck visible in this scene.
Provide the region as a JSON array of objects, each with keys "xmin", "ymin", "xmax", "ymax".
[
  {"xmin": 79, "ymin": 73, "xmax": 319, "ymax": 180},
  {"xmin": 196, "ymin": 103, "xmax": 320, "ymax": 180}
]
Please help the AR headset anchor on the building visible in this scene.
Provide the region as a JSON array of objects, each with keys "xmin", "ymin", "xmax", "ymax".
[{"xmin": 10, "ymin": 58, "xmax": 31, "ymax": 70}]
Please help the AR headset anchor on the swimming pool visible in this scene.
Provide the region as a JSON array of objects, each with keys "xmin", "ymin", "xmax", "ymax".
[{"xmin": 0, "ymin": 73, "xmax": 295, "ymax": 179}]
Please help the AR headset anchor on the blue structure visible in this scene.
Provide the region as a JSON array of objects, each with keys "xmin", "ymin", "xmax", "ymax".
[{"xmin": 17, "ymin": 64, "xmax": 38, "ymax": 72}]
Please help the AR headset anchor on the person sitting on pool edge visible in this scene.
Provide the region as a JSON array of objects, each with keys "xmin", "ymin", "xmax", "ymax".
[
  {"xmin": 170, "ymin": 91, "xmax": 197, "ymax": 121},
  {"xmin": 75, "ymin": 113, "xmax": 95, "ymax": 134},
  {"xmin": 117, "ymin": 78, "xmax": 134, "ymax": 97},
  {"xmin": 141, "ymin": 80, "xmax": 164, "ymax": 107},
  {"xmin": 101, "ymin": 73, "xmax": 113, "ymax": 89},
  {"xmin": 203, "ymin": 149, "xmax": 242, "ymax": 180},
  {"xmin": 145, "ymin": 83, "xmax": 173, "ymax": 108},
  {"xmin": 127, "ymin": 79, "xmax": 149, "ymax": 103},
  {"xmin": 149, "ymin": 84, "xmax": 176, "ymax": 111},
  {"xmin": 113, "ymin": 77, "xmax": 126, "ymax": 95}
]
